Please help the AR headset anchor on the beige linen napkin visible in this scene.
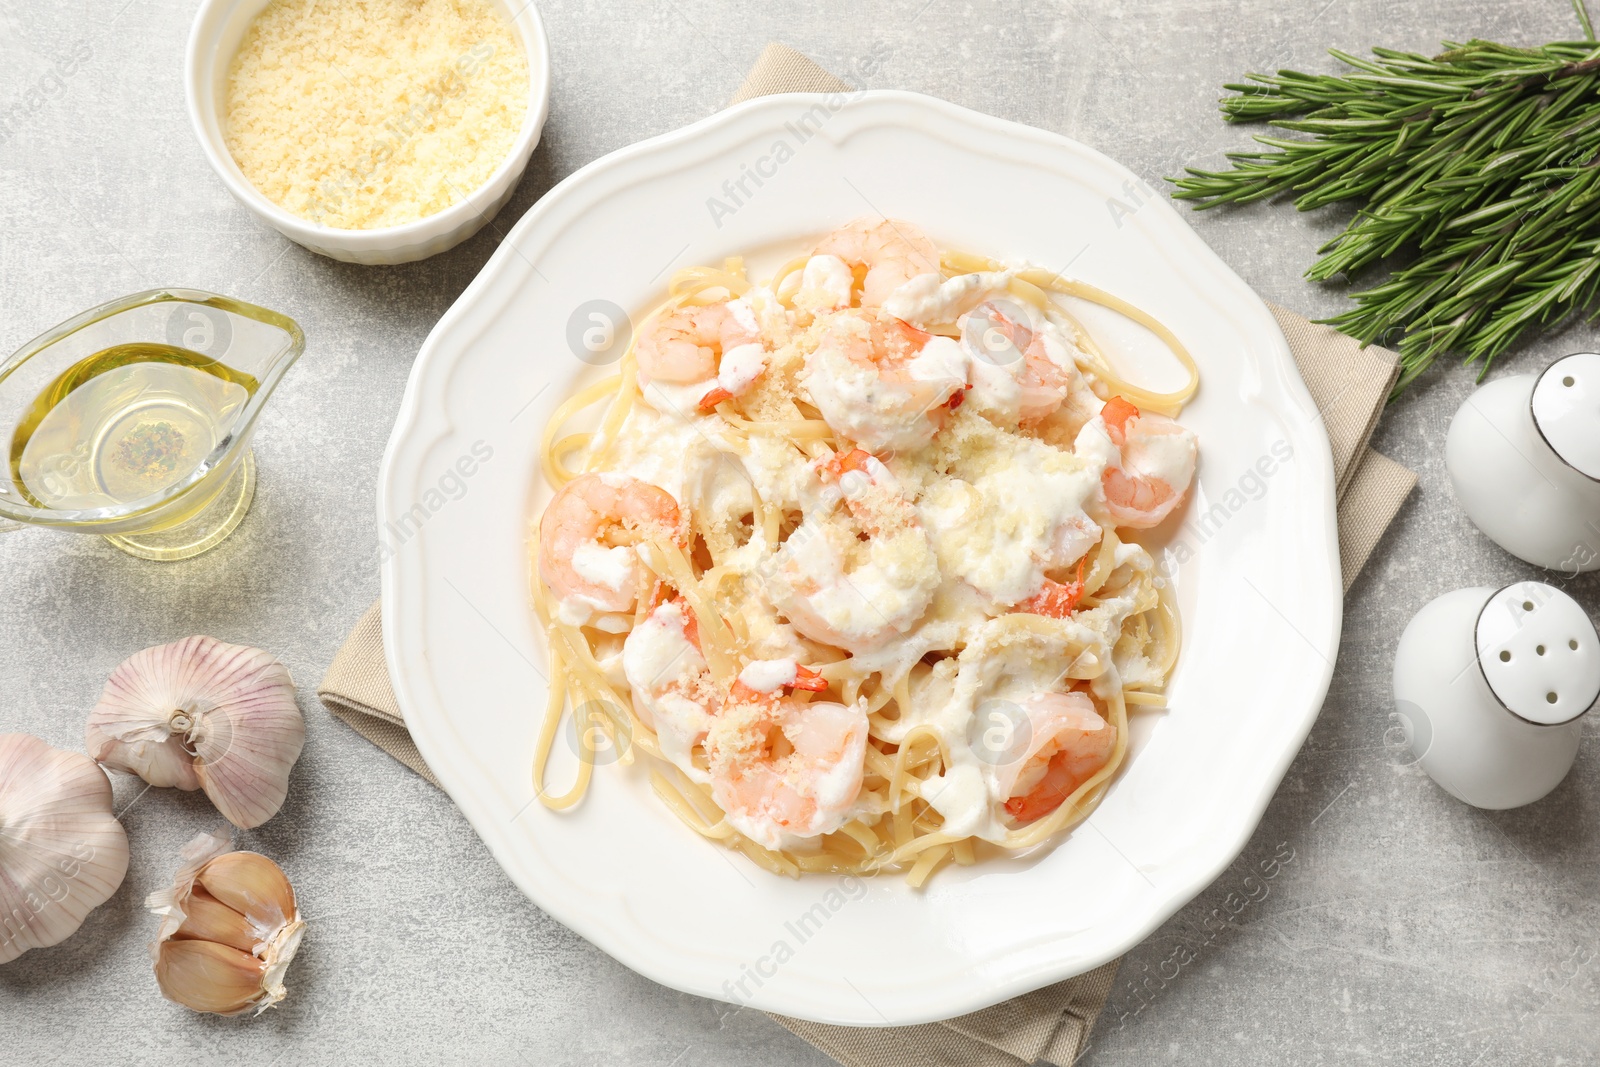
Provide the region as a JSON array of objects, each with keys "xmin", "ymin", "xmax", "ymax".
[{"xmin": 319, "ymin": 44, "xmax": 1416, "ymax": 1067}]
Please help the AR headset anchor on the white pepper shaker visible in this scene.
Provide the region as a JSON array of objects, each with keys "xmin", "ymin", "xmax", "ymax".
[
  {"xmin": 1446, "ymin": 353, "xmax": 1600, "ymax": 572},
  {"xmin": 1392, "ymin": 581, "xmax": 1599, "ymax": 809}
]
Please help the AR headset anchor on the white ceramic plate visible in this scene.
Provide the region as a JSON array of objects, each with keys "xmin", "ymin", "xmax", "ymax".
[{"xmin": 379, "ymin": 91, "xmax": 1341, "ymax": 1026}]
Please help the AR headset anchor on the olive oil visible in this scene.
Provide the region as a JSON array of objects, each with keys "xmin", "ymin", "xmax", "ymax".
[{"xmin": 9, "ymin": 343, "xmax": 258, "ymax": 511}]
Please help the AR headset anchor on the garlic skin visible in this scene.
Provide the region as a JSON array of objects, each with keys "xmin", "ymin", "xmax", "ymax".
[
  {"xmin": 0, "ymin": 734, "xmax": 130, "ymax": 965},
  {"xmin": 86, "ymin": 637, "xmax": 303, "ymax": 829},
  {"xmin": 148, "ymin": 827, "xmax": 305, "ymax": 1015}
]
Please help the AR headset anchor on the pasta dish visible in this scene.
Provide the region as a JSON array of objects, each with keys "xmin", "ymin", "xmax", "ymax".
[{"xmin": 531, "ymin": 218, "xmax": 1198, "ymax": 886}]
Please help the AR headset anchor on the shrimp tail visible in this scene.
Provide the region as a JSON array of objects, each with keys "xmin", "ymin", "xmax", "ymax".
[
  {"xmin": 818, "ymin": 448, "xmax": 876, "ymax": 480},
  {"xmin": 697, "ymin": 386, "xmax": 734, "ymax": 413},
  {"xmin": 1019, "ymin": 555, "xmax": 1088, "ymax": 619},
  {"xmin": 790, "ymin": 666, "xmax": 830, "ymax": 692}
]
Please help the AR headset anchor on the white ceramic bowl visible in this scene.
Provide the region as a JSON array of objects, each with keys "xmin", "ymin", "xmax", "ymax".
[
  {"xmin": 379, "ymin": 91, "xmax": 1342, "ymax": 1025},
  {"xmin": 185, "ymin": 0, "xmax": 551, "ymax": 265}
]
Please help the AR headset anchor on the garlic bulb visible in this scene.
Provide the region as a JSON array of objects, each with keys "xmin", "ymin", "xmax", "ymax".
[
  {"xmin": 148, "ymin": 827, "xmax": 305, "ymax": 1015},
  {"xmin": 0, "ymin": 733, "xmax": 130, "ymax": 964},
  {"xmin": 86, "ymin": 637, "xmax": 303, "ymax": 829}
]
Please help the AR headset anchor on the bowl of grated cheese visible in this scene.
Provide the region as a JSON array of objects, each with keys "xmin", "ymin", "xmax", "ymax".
[{"xmin": 186, "ymin": 0, "xmax": 550, "ymax": 265}]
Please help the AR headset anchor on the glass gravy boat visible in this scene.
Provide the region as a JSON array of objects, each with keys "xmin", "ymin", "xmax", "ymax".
[{"xmin": 0, "ymin": 290, "xmax": 303, "ymax": 560}]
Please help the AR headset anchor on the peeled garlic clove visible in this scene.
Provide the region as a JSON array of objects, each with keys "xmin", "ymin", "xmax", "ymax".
[
  {"xmin": 154, "ymin": 940, "xmax": 271, "ymax": 1016},
  {"xmin": 0, "ymin": 733, "xmax": 130, "ymax": 965},
  {"xmin": 148, "ymin": 828, "xmax": 304, "ymax": 1016},
  {"xmin": 86, "ymin": 636, "xmax": 303, "ymax": 829}
]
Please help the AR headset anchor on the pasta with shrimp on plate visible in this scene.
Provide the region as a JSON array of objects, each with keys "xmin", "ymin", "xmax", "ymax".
[{"xmin": 531, "ymin": 217, "xmax": 1199, "ymax": 887}]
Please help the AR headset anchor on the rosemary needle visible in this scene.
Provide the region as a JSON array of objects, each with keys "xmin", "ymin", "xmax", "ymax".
[{"xmin": 1170, "ymin": 5, "xmax": 1600, "ymax": 397}]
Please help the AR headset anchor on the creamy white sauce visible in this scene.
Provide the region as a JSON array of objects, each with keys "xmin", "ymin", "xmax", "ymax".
[
  {"xmin": 918, "ymin": 431, "xmax": 1103, "ymax": 605},
  {"xmin": 882, "ymin": 270, "xmax": 1011, "ymax": 327},
  {"xmin": 920, "ymin": 764, "xmax": 988, "ymax": 838},
  {"xmin": 717, "ymin": 342, "xmax": 767, "ymax": 395},
  {"xmin": 1074, "ymin": 416, "xmax": 1121, "ymax": 480},
  {"xmin": 569, "ymin": 541, "xmax": 635, "ymax": 591},
  {"xmin": 800, "ymin": 254, "xmax": 853, "ymax": 309},
  {"xmin": 602, "ymin": 404, "xmax": 728, "ymax": 507},
  {"xmin": 556, "ymin": 596, "xmax": 597, "ymax": 627},
  {"xmin": 641, "ymin": 378, "xmax": 716, "ymax": 423},
  {"xmin": 740, "ymin": 431, "xmax": 808, "ymax": 511},
  {"xmin": 907, "ymin": 335, "xmax": 968, "ymax": 385},
  {"xmin": 555, "ymin": 595, "xmax": 632, "ymax": 633},
  {"xmin": 738, "ymin": 658, "xmax": 798, "ymax": 692},
  {"xmin": 1036, "ymin": 330, "xmax": 1073, "ymax": 373},
  {"xmin": 1112, "ymin": 539, "xmax": 1146, "ymax": 568},
  {"xmin": 621, "ymin": 603, "xmax": 713, "ymax": 780},
  {"xmin": 726, "ymin": 297, "xmax": 760, "ymax": 337},
  {"xmin": 1128, "ymin": 422, "xmax": 1198, "ymax": 486},
  {"xmin": 963, "ymin": 345, "xmax": 1023, "ymax": 421}
]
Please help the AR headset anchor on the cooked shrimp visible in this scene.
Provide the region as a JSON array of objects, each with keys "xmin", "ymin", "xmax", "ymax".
[
  {"xmin": 960, "ymin": 300, "xmax": 1073, "ymax": 425},
  {"xmin": 767, "ymin": 450, "xmax": 940, "ymax": 652},
  {"xmin": 539, "ymin": 473, "xmax": 683, "ymax": 616},
  {"xmin": 1096, "ymin": 396, "xmax": 1197, "ymax": 529},
  {"xmin": 706, "ymin": 691, "xmax": 870, "ymax": 850},
  {"xmin": 812, "ymin": 217, "xmax": 941, "ymax": 308},
  {"xmin": 635, "ymin": 299, "xmax": 761, "ymax": 386},
  {"xmin": 1019, "ymin": 353, "xmax": 1071, "ymax": 424},
  {"xmin": 800, "ymin": 309, "xmax": 967, "ymax": 453},
  {"xmin": 621, "ymin": 599, "xmax": 716, "ymax": 774},
  {"xmin": 995, "ymin": 691, "xmax": 1115, "ymax": 822}
]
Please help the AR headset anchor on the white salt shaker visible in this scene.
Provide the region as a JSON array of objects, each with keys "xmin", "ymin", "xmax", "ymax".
[
  {"xmin": 1393, "ymin": 581, "xmax": 1599, "ymax": 809},
  {"xmin": 1446, "ymin": 353, "xmax": 1600, "ymax": 572}
]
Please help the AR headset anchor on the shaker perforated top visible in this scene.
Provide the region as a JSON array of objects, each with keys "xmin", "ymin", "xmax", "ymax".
[
  {"xmin": 1532, "ymin": 352, "xmax": 1600, "ymax": 480},
  {"xmin": 1476, "ymin": 582, "xmax": 1600, "ymax": 726}
]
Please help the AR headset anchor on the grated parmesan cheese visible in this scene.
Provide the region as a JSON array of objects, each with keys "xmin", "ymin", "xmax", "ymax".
[{"xmin": 224, "ymin": 0, "xmax": 529, "ymax": 230}]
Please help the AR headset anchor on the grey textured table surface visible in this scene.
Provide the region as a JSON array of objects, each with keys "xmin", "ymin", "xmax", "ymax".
[{"xmin": 4, "ymin": 0, "xmax": 1599, "ymax": 1064}]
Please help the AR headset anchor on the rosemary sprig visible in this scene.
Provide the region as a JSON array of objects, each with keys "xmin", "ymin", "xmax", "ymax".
[{"xmin": 1170, "ymin": 16, "xmax": 1600, "ymax": 396}]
